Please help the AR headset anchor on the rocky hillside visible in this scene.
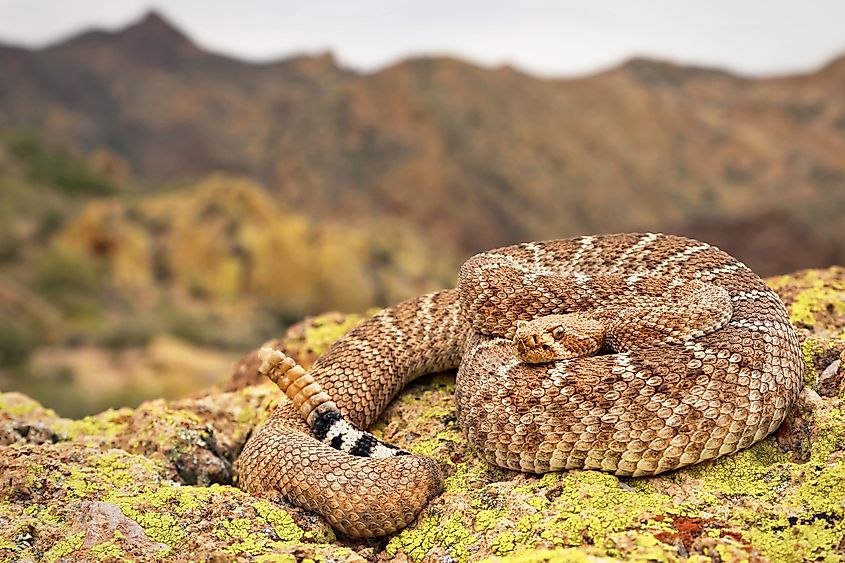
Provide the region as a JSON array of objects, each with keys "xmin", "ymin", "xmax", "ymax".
[
  {"xmin": 1, "ymin": 267, "xmax": 844, "ymax": 561},
  {"xmin": 1, "ymin": 12, "xmax": 844, "ymax": 274}
]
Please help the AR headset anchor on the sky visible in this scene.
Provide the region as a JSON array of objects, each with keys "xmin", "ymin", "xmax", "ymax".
[{"xmin": 1, "ymin": 1, "xmax": 844, "ymax": 78}]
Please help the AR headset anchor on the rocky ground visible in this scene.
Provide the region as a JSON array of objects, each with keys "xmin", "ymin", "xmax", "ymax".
[{"xmin": 1, "ymin": 268, "xmax": 844, "ymax": 562}]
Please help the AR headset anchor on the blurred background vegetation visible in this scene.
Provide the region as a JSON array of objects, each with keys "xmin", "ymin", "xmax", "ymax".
[
  {"xmin": 1, "ymin": 11, "xmax": 844, "ymax": 416},
  {"xmin": 0, "ymin": 131, "xmax": 456, "ymax": 416}
]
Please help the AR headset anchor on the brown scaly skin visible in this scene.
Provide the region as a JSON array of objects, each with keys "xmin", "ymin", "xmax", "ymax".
[{"xmin": 237, "ymin": 233, "xmax": 803, "ymax": 538}]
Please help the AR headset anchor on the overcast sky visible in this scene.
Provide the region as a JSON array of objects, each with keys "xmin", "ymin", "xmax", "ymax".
[{"xmin": 1, "ymin": 1, "xmax": 844, "ymax": 77}]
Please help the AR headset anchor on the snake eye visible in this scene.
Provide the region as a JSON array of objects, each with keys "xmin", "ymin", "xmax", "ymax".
[{"xmin": 552, "ymin": 327, "xmax": 564, "ymax": 340}]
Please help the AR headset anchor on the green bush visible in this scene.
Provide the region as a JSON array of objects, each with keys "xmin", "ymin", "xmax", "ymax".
[
  {"xmin": 0, "ymin": 315, "xmax": 40, "ymax": 368},
  {"xmin": 0, "ymin": 225, "xmax": 21, "ymax": 262},
  {"xmin": 100, "ymin": 316, "xmax": 158, "ymax": 349},
  {"xmin": 32, "ymin": 247, "xmax": 106, "ymax": 315},
  {"xmin": 6, "ymin": 133, "xmax": 118, "ymax": 196},
  {"xmin": 163, "ymin": 309, "xmax": 217, "ymax": 347}
]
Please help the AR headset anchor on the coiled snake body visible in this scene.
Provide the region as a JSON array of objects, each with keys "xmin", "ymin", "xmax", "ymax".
[{"xmin": 237, "ymin": 233, "xmax": 803, "ymax": 537}]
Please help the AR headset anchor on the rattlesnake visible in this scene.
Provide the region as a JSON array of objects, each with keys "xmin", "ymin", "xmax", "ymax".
[{"xmin": 237, "ymin": 233, "xmax": 803, "ymax": 538}]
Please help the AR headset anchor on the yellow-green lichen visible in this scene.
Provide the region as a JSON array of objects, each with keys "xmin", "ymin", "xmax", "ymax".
[
  {"xmin": 532, "ymin": 471, "xmax": 675, "ymax": 550},
  {"xmin": 809, "ymin": 408, "xmax": 845, "ymax": 463},
  {"xmin": 129, "ymin": 512, "xmax": 185, "ymax": 548},
  {"xmin": 216, "ymin": 517, "xmax": 273, "ymax": 556},
  {"xmin": 713, "ymin": 543, "xmax": 751, "ymax": 563},
  {"xmin": 100, "ymin": 484, "xmax": 231, "ymax": 551},
  {"xmin": 0, "ymin": 392, "xmax": 58, "ymax": 418},
  {"xmin": 385, "ymin": 511, "xmax": 477, "ymax": 563},
  {"xmin": 27, "ymin": 445, "xmax": 332, "ymax": 558},
  {"xmin": 482, "ymin": 547, "xmax": 600, "ymax": 563},
  {"xmin": 95, "ymin": 451, "xmax": 161, "ymax": 485},
  {"xmin": 55, "ymin": 408, "xmax": 131, "ymax": 441},
  {"xmin": 418, "ymin": 404, "xmax": 455, "ymax": 421},
  {"xmin": 770, "ymin": 269, "xmax": 845, "ymax": 328},
  {"xmin": 21, "ymin": 504, "xmax": 61, "ymax": 526},
  {"xmin": 524, "ymin": 496, "xmax": 549, "ymax": 511},
  {"xmin": 516, "ymin": 513, "xmax": 542, "ymax": 534},
  {"xmin": 253, "ymin": 500, "xmax": 313, "ymax": 543},
  {"xmin": 443, "ymin": 459, "xmax": 507, "ymax": 494},
  {"xmin": 0, "ymin": 537, "xmax": 17, "ymax": 551},
  {"xmin": 295, "ymin": 313, "xmax": 369, "ymax": 358},
  {"xmin": 137, "ymin": 403, "xmax": 205, "ymax": 431},
  {"xmin": 684, "ymin": 436, "xmax": 790, "ymax": 499},
  {"xmin": 791, "ymin": 459, "xmax": 845, "ymax": 522},
  {"xmin": 91, "ymin": 537, "xmax": 125, "ymax": 561},
  {"xmin": 491, "ymin": 531, "xmax": 517, "ymax": 555},
  {"xmin": 255, "ymin": 555, "xmax": 297, "ymax": 563},
  {"xmin": 43, "ymin": 532, "xmax": 84, "ymax": 563},
  {"xmin": 65, "ymin": 467, "xmax": 100, "ymax": 498},
  {"xmin": 211, "ymin": 499, "xmax": 326, "ymax": 556},
  {"xmin": 474, "ymin": 508, "xmax": 506, "ymax": 532},
  {"xmin": 301, "ymin": 529, "xmax": 335, "ymax": 544},
  {"xmin": 742, "ymin": 513, "xmax": 843, "ymax": 563},
  {"xmin": 487, "ymin": 513, "xmax": 545, "ymax": 558},
  {"xmin": 801, "ymin": 337, "xmax": 836, "ymax": 385},
  {"xmin": 23, "ymin": 465, "xmax": 45, "ymax": 492},
  {"xmin": 696, "ymin": 441, "xmax": 845, "ymax": 561},
  {"xmin": 410, "ymin": 429, "xmax": 464, "ymax": 457},
  {"xmin": 60, "ymin": 452, "xmax": 191, "ymax": 551},
  {"xmin": 108, "ymin": 482, "xmax": 212, "ymax": 516},
  {"xmin": 61, "ymin": 451, "xmax": 163, "ymax": 500}
]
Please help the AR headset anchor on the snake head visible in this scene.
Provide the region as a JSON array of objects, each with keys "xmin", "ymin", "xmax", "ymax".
[{"xmin": 514, "ymin": 313, "xmax": 606, "ymax": 363}]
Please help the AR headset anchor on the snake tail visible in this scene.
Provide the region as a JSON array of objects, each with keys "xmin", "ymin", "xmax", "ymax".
[{"xmin": 258, "ymin": 347, "xmax": 406, "ymax": 457}]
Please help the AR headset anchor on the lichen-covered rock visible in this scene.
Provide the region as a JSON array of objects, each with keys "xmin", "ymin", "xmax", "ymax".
[
  {"xmin": 0, "ymin": 443, "xmax": 344, "ymax": 561},
  {"xmin": 0, "ymin": 392, "xmax": 62, "ymax": 446},
  {"xmin": 768, "ymin": 267, "xmax": 845, "ymax": 336},
  {"xmin": 224, "ymin": 311, "xmax": 373, "ymax": 391},
  {"xmin": 2, "ymin": 267, "xmax": 844, "ymax": 561}
]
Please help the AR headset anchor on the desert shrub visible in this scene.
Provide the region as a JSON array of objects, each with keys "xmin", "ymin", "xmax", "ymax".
[
  {"xmin": 31, "ymin": 247, "xmax": 106, "ymax": 315},
  {"xmin": 0, "ymin": 225, "xmax": 20, "ymax": 262},
  {"xmin": 35, "ymin": 207, "xmax": 67, "ymax": 242},
  {"xmin": 0, "ymin": 315, "xmax": 40, "ymax": 368},
  {"xmin": 7, "ymin": 133, "xmax": 118, "ymax": 196},
  {"xmin": 100, "ymin": 316, "xmax": 158, "ymax": 349},
  {"xmin": 163, "ymin": 309, "xmax": 217, "ymax": 347}
]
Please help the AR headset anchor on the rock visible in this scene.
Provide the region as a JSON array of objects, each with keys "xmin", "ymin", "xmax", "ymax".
[
  {"xmin": 1, "ymin": 267, "xmax": 844, "ymax": 561},
  {"xmin": 767, "ymin": 267, "xmax": 845, "ymax": 336},
  {"xmin": 799, "ymin": 387, "xmax": 824, "ymax": 409},
  {"xmin": 818, "ymin": 358, "xmax": 843, "ymax": 397},
  {"xmin": 0, "ymin": 443, "xmax": 341, "ymax": 561},
  {"xmin": 224, "ymin": 311, "xmax": 372, "ymax": 391},
  {"xmin": 0, "ymin": 392, "xmax": 61, "ymax": 446},
  {"xmin": 76, "ymin": 501, "xmax": 169, "ymax": 555}
]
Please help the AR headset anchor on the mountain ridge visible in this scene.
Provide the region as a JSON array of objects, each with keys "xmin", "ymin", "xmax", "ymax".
[
  {"xmin": 1, "ymin": 12, "xmax": 844, "ymax": 275},
  {"xmin": 18, "ymin": 10, "xmax": 845, "ymax": 78}
]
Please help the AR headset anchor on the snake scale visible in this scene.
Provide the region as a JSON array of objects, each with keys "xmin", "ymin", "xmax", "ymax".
[{"xmin": 237, "ymin": 233, "xmax": 803, "ymax": 538}]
